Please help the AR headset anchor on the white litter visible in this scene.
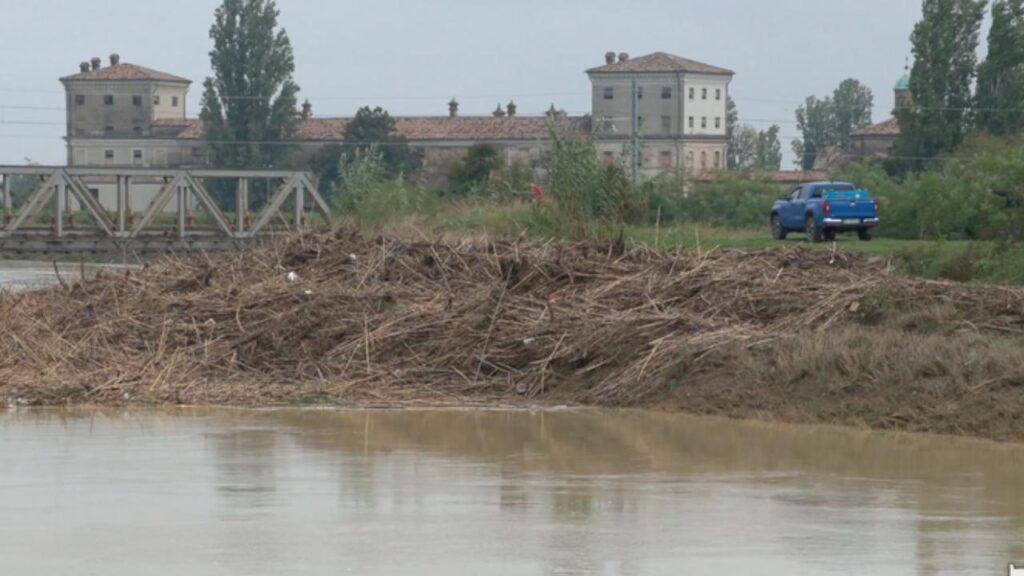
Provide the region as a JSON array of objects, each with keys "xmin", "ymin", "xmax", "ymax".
[{"xmin": 286, "ymin": 272, "xmax": 300, "ymax": 282}]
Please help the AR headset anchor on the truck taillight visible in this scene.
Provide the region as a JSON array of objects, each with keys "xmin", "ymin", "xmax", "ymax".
[
  {"xmin": 823, "ymin": 200, "xmax": 831, "ymax": 217},
  {"xmin": 874, "ymin": 200, "xmax": 880, "ymax": 214}
]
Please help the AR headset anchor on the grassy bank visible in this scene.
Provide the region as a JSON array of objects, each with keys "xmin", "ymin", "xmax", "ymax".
[{"xmin": 3, "ymin": 231, "xmax": 1024, "ymax": 442}]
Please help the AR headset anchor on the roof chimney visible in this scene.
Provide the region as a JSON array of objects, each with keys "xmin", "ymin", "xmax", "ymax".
[
  {"xmin": 448, "ymin": 98, "xmax": 459, "ymax": 118},
  {"xmin": 109, "ymin": 53, "xmax": 120, "ymax": 66},
  {"xmin": 605, "ymin": 51, "xmax": 616, "ymax": 65},
  {"xmin": 79, "ymin": 61, "xmax": 90, "ymax": 73},
  {"xmin": 90, "ymin": 57, "xmax": 101, "ymax": 71},
  {"xmin": 492, "ymin": 104, "xmax": 506, "ymax": 118},
  {"xmin": 507, "ymin": 100, "xmax": 517, "ymax": 117},
  {"xmin": 618, "ymin": 52, "xmax": 630, "ymax": 63},
  {"xmin": 301, "ymin": 99, "xmax": 312, "ymax": 120}
]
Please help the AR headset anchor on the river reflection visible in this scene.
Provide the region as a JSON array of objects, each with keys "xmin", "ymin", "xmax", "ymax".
[{"xmin": 1, "ymin": 408, "xmax": 1022, "ymax": 575}]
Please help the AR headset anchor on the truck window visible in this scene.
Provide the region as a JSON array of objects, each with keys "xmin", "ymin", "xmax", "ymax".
[
  {"xmin": 789, "ymin": 187, "xmax": 802, "ymax": 201},
  {"xmin": 811, "ymin": 187, "xmax": 823, "ymax": 199}
]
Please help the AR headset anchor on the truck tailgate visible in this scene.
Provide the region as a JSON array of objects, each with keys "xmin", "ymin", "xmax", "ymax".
[
  {"xmin": 825, "ymin": 190, "xmax": 877, "ymax": 220},
  {"xmin": 829, "ymin": 199, "xmax": 877, "ymax": 219}
]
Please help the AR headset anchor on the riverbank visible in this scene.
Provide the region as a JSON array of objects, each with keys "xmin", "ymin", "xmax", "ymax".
[{"xmin": 3, "ymin": 230, "xmax": 1024, "ymax": 441}]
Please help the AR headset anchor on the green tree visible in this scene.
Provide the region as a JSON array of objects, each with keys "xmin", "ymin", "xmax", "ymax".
[
  {"xmin": 200, "ymin": 0, "xmax": 300, "ymax": 170},
  {"xmin": 726, "ymin": 96, "xmax": 741, "ymax": 168},
  {"xmin": 895, "ymin": 0, "xmax": 987, "ymax": 171},
  {"xmin": 975, "ymin": 0, "xmax": 1024, "ymax": 134},
  {"xmin": 791, "ymin": 79, "xmax": 874, "ymax": 169},
  {"xmin": 754, "ymin": 125, "xmax": 783, "ymax": 170},
  {"xmin": 449, "ymin": 144, "xmax": 500, "ymax": 194},
  {"xmin": 832, "ymin": 79, "xmax": 874, "ymax": 148},
  {"xmin": 308, "ymin": 144, "xmax": 344, "ymax": 197},
  {"xmin": 731, "ymin": 125, "xmax": 759, "ymax": 171},
  {"xmin": 793, "ymin": 96, "xmax": 835, "ymax": 169},
  {"xmin": 344, "ymin": 106, "xmax": 422, "ymax": 178}
]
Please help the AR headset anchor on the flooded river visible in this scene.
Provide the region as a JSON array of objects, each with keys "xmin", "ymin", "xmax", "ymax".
[
  {"xmin": 0, "ymin": 260, "xmax": 119, "ymax": 291},
  {"xmin": 1, "ymin": 409, "xmax": 1023, "ymax": 575}
]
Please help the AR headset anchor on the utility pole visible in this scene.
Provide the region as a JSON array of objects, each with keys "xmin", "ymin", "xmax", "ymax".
[{"xmin": 631, "ymin": 79, "xmax": 639, "ymax": 184}]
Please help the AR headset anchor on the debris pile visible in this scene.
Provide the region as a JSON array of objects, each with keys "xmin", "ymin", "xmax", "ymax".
[{"xmin": 1, "ymin": 230, "xmax": 1023, "ymax": 412}]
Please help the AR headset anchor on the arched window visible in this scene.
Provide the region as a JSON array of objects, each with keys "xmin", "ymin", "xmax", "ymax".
[{"xmin": 700, "ymin": 151, "xmax": 708, "ymax": 170}]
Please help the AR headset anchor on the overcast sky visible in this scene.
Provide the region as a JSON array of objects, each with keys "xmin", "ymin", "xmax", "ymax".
[{"xmin": 0, "ymin": 0, "xmax": 948, "ymax": 166}]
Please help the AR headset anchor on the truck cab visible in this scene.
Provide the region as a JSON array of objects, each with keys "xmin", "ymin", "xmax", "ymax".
[{"xmin": 771, "ymin": 181, "xmax": 880, "ymax": 242}]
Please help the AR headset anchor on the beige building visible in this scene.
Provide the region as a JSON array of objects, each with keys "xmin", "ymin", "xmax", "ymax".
[
  {"xmin": 587, "ymin": 52, "xmax": 733, "ymax": 176},
  {"xmin": 62, "ymin": 51, "xmax": 734, "ymax": 193}
]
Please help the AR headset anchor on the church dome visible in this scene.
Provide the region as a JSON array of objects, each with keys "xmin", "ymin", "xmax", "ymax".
[{"xmin": 894, "ymin": 73, "xmax": 911, "ymax": 91}]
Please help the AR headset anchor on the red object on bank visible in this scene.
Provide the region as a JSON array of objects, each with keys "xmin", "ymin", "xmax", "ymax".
[{"xmin": 532, "ymin": 183, "xmax": 543, "ymax": 204}]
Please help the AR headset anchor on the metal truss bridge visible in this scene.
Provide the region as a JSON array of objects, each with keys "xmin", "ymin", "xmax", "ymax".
[{"xmin": 0, "ymin": 166, "xmax": 332, "ymax": 255}]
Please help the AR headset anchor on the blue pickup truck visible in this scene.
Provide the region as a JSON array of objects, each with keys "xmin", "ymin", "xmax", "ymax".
[{"xmin": 770, "ymin": 181, "xmax": 880, "ymax": 242}]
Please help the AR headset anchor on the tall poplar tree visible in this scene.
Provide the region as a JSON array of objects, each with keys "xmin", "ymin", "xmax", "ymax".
[
  {"xmin": 726, "ymin": 97, "xmax": 740, "ymax": 169},
  {"xmin": 200, "ymin": 0, "xmax": 300, "ymax": 169},
  {"xmin": 831, "ymin": 79, "xmax": 874, "ymax": 149},
  {"xmin": 975, "ymin": 0, "xmax": 1024, "ymax": 134},
  {"xmin": 895, "ymin": 0, "xmax": 987, "ymax": 170}
]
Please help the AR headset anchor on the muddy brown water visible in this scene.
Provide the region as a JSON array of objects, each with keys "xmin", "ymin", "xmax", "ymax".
[
  {"xmin": 2, "ymin": 409, "xmax": 1023, "ymax": 575},
  {"xmin": 0, "ymin": 261, "xmax": 121, "ymax": 291}
]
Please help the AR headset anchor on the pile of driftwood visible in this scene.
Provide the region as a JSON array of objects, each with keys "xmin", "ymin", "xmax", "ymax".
[{"xmin": 2, "ymin": 230, "xmax": 1022, "ymax": 407}]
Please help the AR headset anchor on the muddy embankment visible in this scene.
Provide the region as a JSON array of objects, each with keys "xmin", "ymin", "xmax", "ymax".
[{"xmin": 3, "ymin": 230, "xmax": 1024, "ymax": 441}]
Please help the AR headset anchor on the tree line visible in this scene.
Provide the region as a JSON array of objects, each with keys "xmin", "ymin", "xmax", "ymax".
[{"xmin": 792, "ymin": 0, "xmax": 1024, "ymax": 174}]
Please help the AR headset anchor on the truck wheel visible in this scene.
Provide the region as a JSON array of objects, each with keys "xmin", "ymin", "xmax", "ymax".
[
  {"xmin": 771, "ymin": 214, "xmax": 787, "ymax": 240},
  {"xmin": 805, "ymin": 215, "xmax": 823, "ymax": 243},
  {"xmin": 858, "ymin": 227, "xmax": 874, "ymax": 241}
]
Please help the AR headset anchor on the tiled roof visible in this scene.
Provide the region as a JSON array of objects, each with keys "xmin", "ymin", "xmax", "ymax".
[
  {"xmin": 175, "ymin": 115, "xmax": 590, "ymax": 141},
  {"xmin": 61, "ymin": 63, "xmax": 190, "ymax": 83},
  {"xmin": 152, "ymin": 118, "xmax": 192, "ymax": 126},
  {"xmin": 587, "ymin": 52, "xmax": 733, "ymax": 75},
  {"xmin": 697, "ymin": 170, "xmax": 828, "ymax": 184},
  {"xmin": 853, "ymin": 117, "xmax": 900, "ymax": 137}
]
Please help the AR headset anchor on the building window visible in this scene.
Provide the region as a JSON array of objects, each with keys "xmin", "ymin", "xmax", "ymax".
[
  {"xmin": 154, "ymin": 95, "xmax": 161, "ymax": 106},
  {"xmin": 661, "ymin": 87, "xmax": 672, "ymax": 99},
  {"xmin": 661, "ymin": 116, "xmax": 671, "ymax": 133},
  {"xmin": 701, "ymin": 117, "xmax": 707, "ymax": 129},
  {"xmin": 686, "ymin": 151, "xmax": 694, "ymax": 169},
  {"xmin": 104, "ymin": 150, "xmax": 115, "ymax": 162},
  {"xmin": 172, "ymin": 96, "xmax": 179, "ymax": 107},
  {"xmin": 74, "ymin": 95, "xmax": 85, "ymax": 106},
  {"xmin": 688, "ymin": 87, "xmax": 695, "ymax": 100},
  {"xmin": 716, "ymin": 88, "xmax": 722, "ymax": 101},
  {"xmin": 132, "ymin": 95, "xmax": 142, "ymax": 107},
  {"xmin": 701, "ymin": 151, "xmax": 708, "ymax": 170},
  {"xmin": 603, "ymin": 87, "xmax": 614, "ymax": 100},
  {"xmin": 105, "ymin": 124, "xmax": 114, "ymax": 134},
  {"xmin": 715, "ymin": 117, "xmax": 721, "ymax": 129},
  {"xmin": 702, "ymin": 88, "xmax": 708, "ymax": 100},
  {"xmin": 659, "ymin": 151, "xmax": 672, "ymax": 169},
  {"xmin": 636, "ymin": 86, "xmax": 643, "ymax": 100},
  {"xmin": 602, "ymin": 151, "xmax": 615, "ymax": 165},
  {"xmin": 104, "ymin": 95, "xmax": 114, "ymax": 106},
  {"xmin": 714, "ymin": 151, "xmax": 721, "ymax": 169},
  {"xmin": 133, "ymin": 125, "xmax": 143, "ymax": 135},
  {"xmin": 688, "ymin": 116, "xmax": 694, "ymax": 128},
  {"xmin": 74, "ymin": 149, "xmax": 88, "ymax": 165},
  {"xmin": 132, "ymin": 149, "xmax": 144, "ymax": 165}
]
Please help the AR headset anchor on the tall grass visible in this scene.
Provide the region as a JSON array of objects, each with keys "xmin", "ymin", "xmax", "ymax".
[{"xmin": 331, "ymin": 146, "xmax": 441, "ymax": 231}]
